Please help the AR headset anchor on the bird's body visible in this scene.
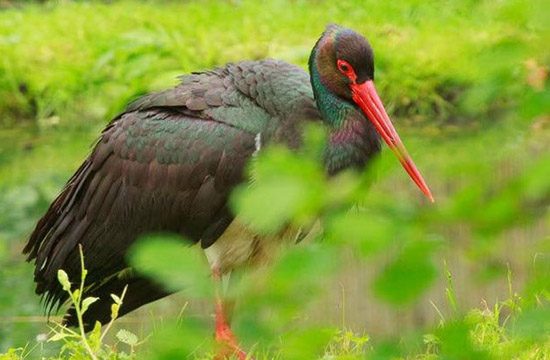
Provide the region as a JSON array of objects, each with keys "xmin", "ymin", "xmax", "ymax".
[
  {"xmin": 25, "ymin": 59, "xmax": 327, "ymax": 324},
  {"xmin": 25, "ymin": 25, "xmax": 433, "ymax": 359}
]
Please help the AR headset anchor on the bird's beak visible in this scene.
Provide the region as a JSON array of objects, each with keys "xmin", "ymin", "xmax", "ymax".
[{"xmin": 350, "ymin": 80, "xmax": 434, "ymax": 202}]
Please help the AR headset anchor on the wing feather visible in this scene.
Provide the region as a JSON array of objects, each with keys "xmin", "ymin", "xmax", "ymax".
[{"xmin": 25, "ymin": 108, "xmax": 256, "ymax": 320}]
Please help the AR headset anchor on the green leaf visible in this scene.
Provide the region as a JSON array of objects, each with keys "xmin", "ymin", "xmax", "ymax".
[
  {"xmin": 326, "ymin": 212, "xmax": 392, "ymax": 257},
  {"xmin": 280, "ymin": 327, "xmax": 335, "ymax": 360},
  {"xmin": 232, "ymin": 177, "xmax": 318, "ymax": 234},
  {"xmin": 373, "ymin": 248, "xmax": 437, "ymax": 305},
  {"xmin": 368, "ymin": 341, "xmax": 402, "ymax": 360},
  {"xmin": 437, "ymin": 321, "xmax": 490, "ymax": 360},
  {"xmin": 146, "ymin": 320, "xmax": 211, "ymax": 359},
  {"xmin": 57, "ymin": 269, "xmax": 71, "ymax": 292},
  {"xmin": 88, "ymin": 321, "xmax": 102, "ymax": 352},
  {"xmin": 81, "ymin": 297, "xmax": 99, "ymax": 314},
  {"xmin": 512, "ymin": 307, "xmax": 550, "ymax": 340},
  {"xmin": 116, "ymin": 329, "xmax": 139, "ymax": 346},
  {"xmin": 234, "ymin": 244, "xmax": 341, "ymax": 340},
  {"xmin": 72, "ymin": 289, "xmax": 80, "ymax": 303},
  {"xmin": 48, "ymin": 332, "xmax": 71, "ymax": 342},
  {"xmin": 129, "ymin": 234, "xmax": 212, "ymax": 297},
  {"xmin": 110, "ymin": 294, "xmax": 122, "ymax": 305},
  {"xmin": 231, "ymin": 145, "xmax": 325, "ymax": 234},
  {"xmin": 111, "ymin": 303, "xmax": 120, "ymax": 320}
]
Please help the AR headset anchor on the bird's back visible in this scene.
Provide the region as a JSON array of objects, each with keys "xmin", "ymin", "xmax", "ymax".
[
  {"xmin": 130, "ymin": 59, "xmax": 317, "ymax": 137},
  {"xmin": 24, "ymin": 59, "xmax": 320, "ymax": 328}
]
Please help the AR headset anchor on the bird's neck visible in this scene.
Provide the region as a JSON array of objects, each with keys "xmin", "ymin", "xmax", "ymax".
[{"xmin": 310, "ymin": 65, "xmax": 381, "ymax": 175}]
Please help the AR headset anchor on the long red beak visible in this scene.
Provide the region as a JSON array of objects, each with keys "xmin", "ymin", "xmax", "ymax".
[{"xmin": 351, "ymin": 80, "xmax": 434, "ymax": 202}]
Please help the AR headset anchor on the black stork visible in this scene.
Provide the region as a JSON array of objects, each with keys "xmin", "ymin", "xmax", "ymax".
[{"xmin": 24, "ymin": 24, "xmax": 433, "ymax": 359}]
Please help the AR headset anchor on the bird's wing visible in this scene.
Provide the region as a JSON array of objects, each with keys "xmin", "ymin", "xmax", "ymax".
[{"xmin": 130, "ymin": 60, "xmax": 318, "ymax": 139}]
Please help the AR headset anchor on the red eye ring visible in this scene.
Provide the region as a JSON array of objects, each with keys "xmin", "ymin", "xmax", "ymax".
[{"xmin": 337, "ymin": 59, "xmax": 357, "ymax": 83}]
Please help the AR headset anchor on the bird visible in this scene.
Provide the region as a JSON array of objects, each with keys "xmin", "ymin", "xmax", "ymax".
[{"xmin": 24, "ymin": 24, "xmax": 433, "ymax": 359}]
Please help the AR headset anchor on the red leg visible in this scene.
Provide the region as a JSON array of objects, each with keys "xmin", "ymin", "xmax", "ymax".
[{"xmin": 213, "ymin": 270, "xmax": 252, "ymax": 360}]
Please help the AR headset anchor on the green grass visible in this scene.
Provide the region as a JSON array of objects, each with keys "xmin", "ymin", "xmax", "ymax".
[
  {"xmin": 0, "ymin": 0, "xmax": 549, "ymax": 358},
  {"xmin": 2, "ymin": 265, "xmax": 550, "ymax": 359},
  {"xmin": 0, "ymin": 0, "xmax": 546, "ymax": 126}
]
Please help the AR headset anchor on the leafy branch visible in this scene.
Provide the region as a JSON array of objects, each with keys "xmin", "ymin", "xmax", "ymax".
[{"xmin": 48, "ymin": 244, "xmax": 137, "ymax": 359}]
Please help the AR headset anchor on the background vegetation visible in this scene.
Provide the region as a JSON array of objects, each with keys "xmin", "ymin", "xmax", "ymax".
[{"xmin": 0, "ymin": 0, "xmax": 549, "ymax": 358}]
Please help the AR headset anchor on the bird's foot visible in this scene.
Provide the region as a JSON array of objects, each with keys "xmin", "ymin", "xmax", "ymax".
[
  {"xmin": 212, "ymin": 268, "xmax": 252, "ymax": 359},
  {"xmin": 214, "ymin": 322, "xmax": 252, "ymax": 360}
]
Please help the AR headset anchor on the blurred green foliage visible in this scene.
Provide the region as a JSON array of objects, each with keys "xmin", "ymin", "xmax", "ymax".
[
  {"xmin": 0, "ymin": 0, "xmax": 547, "ymax": 128},
  {"xmin": 129, "ymin": 235, "xmax": 213, "ymax": 297},
  {"xmin": 1, "ymin": 0, "xmax": 550, "ymax": 359}
]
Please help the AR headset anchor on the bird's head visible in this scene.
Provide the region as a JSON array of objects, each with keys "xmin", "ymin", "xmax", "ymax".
[{"xmin": 309, "ymin": 24, "xmax": 434, "ymax": 202}]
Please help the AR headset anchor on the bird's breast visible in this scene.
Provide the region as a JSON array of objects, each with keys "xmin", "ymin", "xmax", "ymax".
[{"xmin": 203, "ymin": 218, "xmax": 316, "ymax": 274}]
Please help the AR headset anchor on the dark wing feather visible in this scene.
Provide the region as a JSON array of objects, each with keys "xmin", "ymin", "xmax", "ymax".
[{"xmin": 24, "ymin": 108, "xmax": 256, "ymax": 322}]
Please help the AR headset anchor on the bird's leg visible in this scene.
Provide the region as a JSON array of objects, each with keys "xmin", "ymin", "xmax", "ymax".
[{"xmin": 212, "ymin": 269, "xmax": 251, "ymax": 360}]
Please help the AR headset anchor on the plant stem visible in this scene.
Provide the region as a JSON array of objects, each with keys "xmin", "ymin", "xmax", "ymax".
[
  {"xmin": 73, "ymin": 244, "xmax": 98, "ymax": 360},
  {"xmin": 100, "ymin": 285, "xmax": 128, "ymax": 343}
]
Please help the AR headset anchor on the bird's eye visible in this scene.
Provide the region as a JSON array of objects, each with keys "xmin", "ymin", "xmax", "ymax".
[{"xmin": 337, "ymin": 59, "xmax": 356, "ymax": 82}]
